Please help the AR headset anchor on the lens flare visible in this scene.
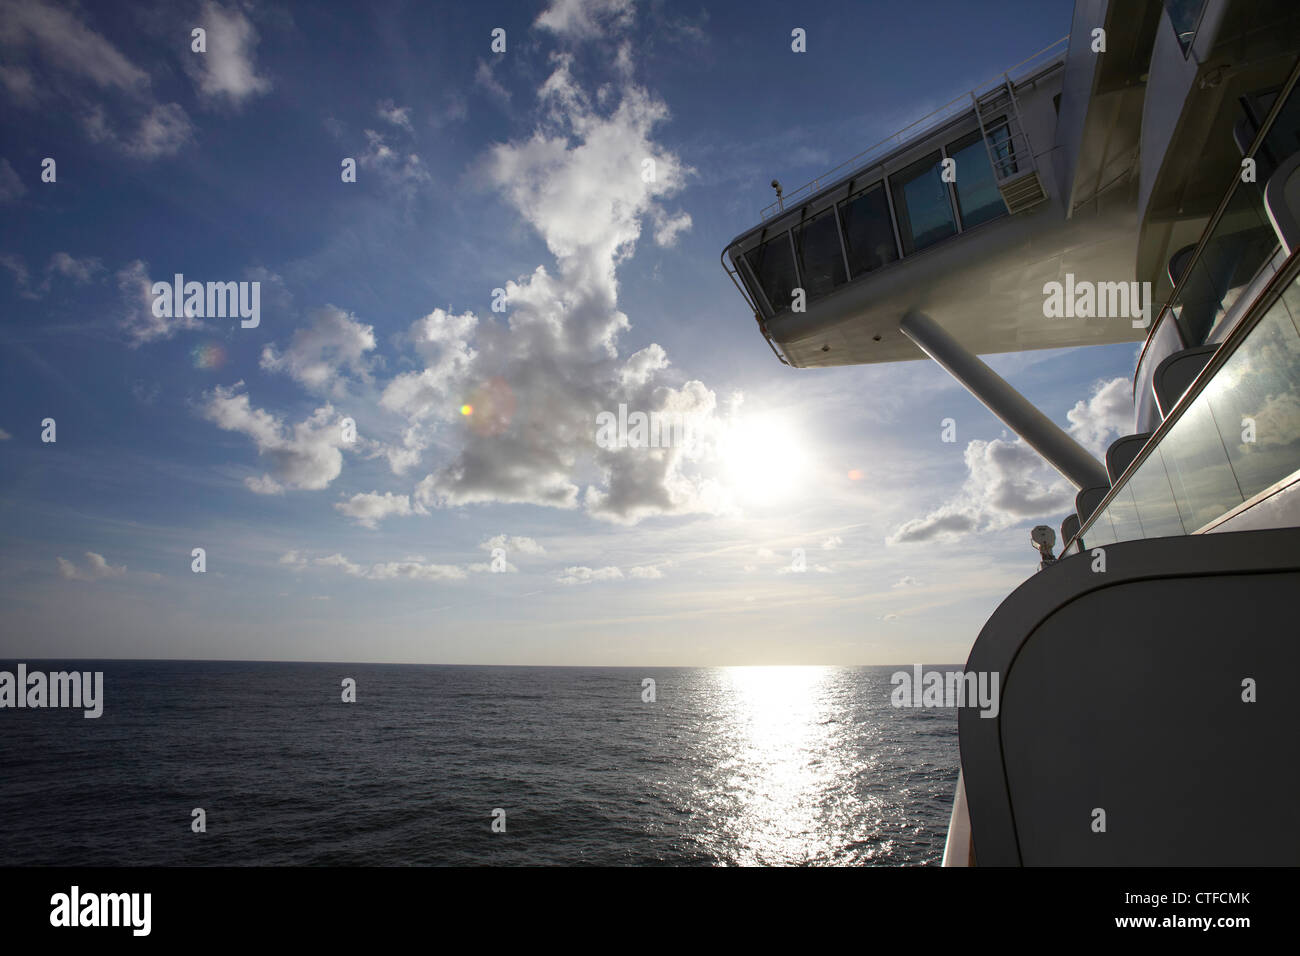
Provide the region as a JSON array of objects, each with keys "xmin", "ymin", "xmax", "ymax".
[
  {"xmin": 191, "ymin": 342, "xmax": 226, "ymax": 369},
  {"xmin": 460, "ymin": 378, "xmax": 516, "ymax": 436}
]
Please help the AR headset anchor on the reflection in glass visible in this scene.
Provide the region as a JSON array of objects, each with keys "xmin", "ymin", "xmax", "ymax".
[
  {"xmin": 946, "ymin": 131, "xmax": 1005, "ymax": 229},
  {"xmin": 1202, "ymin": 300, "xmax": 1300, "ymax": 501},
  {"xmin": 890, "ymin": 152, "xmax": 957, "ymax": 255},
  {"xmin": 792, "ymin": 206, "xmax": 847, "ymax": 301},
  {"xmin": 744, "ymin": 233, "xmax": 799, "ymax": 315},
  {"xmin": 1157, "ymin": 396, "xmax": 1245, "ymax": 531},
  {"xmin": 1128, "ymin": 447, "xmax": 1187, "ymax": 538},
  {"xmin": 838, "ymin": 183, "xmax": 898, "ymax": 278}
]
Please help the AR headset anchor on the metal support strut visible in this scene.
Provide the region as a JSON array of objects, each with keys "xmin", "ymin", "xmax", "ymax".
[{"xmin": 899, "ymin": 310, "xmax": 1109, "ymax": 490}]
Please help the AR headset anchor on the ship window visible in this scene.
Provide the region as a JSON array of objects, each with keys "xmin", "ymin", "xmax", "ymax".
[
  {"xmin": 792, "ymin": 206, "xmax": 847, "ymax": 300},
  {"xmin": 946, "ymin": 130, "xmax": 1006, "ymax": 229},
  {"xmin": 890, "ymin": 151, "xmax": 957, "ymax": 255},
  {"xmin": 837, "ymin": 182, "xmax": 898, "ymax": 278},
  {"xmin": 743, "ymin": 232, "xmax": 799, "ymax": 314}
]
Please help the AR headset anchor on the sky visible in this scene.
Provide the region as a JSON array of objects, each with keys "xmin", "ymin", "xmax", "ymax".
[{"xmin": 0, "ymin": 0, "xmax": 1138, "ymax": 666}]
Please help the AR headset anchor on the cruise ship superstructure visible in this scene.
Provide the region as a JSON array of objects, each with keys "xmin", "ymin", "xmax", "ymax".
[{"xmin": 723, "ymin": 0, "xmax": 1300, "ymax": 865}]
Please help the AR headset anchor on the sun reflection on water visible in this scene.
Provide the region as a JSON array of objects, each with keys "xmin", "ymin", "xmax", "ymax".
[{"xmin": 710, "ymin": 665, "xmax": 878, "ymax": 865}]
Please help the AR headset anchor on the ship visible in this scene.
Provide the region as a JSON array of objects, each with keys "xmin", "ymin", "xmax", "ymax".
[{"xmin": 721, "ymin": 0, "xmax": 1300, "ymax": 865}]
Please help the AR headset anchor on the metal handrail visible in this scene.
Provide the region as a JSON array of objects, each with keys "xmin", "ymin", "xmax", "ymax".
[
  {"xmin": 1131, "ymin": 55, "xmax": 1300, "ymax": 398},
  {"xmin": 758, "ymin": 36, "xmax": 1068, "ymax": 219}
]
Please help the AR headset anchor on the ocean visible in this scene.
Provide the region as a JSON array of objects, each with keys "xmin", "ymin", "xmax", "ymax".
[{"xmin": 0, "ymin": 661, "xmax": 960, "ymax": 866}]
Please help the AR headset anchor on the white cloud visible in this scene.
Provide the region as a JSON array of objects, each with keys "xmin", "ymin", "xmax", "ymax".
[
  {"xmin": 474, "ymin": 59, "xmax": 511, "ymax": 103},
  {"xmin": 480, "ymin": 534, "xmax": 546, "ymax": 555},
  {"xmin": 56, "ymin": 551, "xmax": 126, "ymax": 581},
  {"xmin": 535, "ymin": 0, "xmax": 635, "ymax": 38},
  {"xmin": 0, "ymin": 158, "xmax": 25, "ymax": 203},
  {"xmin": 1067, "ymin": 376, "xmax": 1132, "ymax": 457},
  {"xmin": 892, "ymin": 576, "xmax": 922, "ymax": 588},
  {"xmin": 557, "ymin": 565, "xmax": 625, "ymax": 585},
  {"xmin": 627, "ymin": 565, "xmax": 663, "ymax": 579},
  {"xmin": 1, "ymin": 1, "xmax": 194, "ymax": 159},
  {"xmin": 200, "ymin": 382, "xmax": 350, "ymax": 493},
  {"xmin": 821, "ymin": 535, "xmax": 842, "ymax": 550},
  {"xmin": 0, "ymin": 0, "xmax": 148, "ymax": 90},
  {"xmin": 260, "ymin": 305, "xmax": 377, "ymax": 397},
  {"xmin": 118, "ymin": 260, "xmax": 202, "ymax": 345},
  {"xmin": 888, "ymin": 437, "xmax": 1073, "ymax": 544},
  {"xmin": 889, "ymin": 377, "xmax": 1129, "ymax": 544},
  {"xmin": 334, "ymin": 491, "xmax": 419, "ymax": 528},
  {"xmin": 377, "ymin": 98, "xmax": 412, "ymax": 130},
  {"xmin": 310, "ymin": 551, "xmax": 466, "ymax": 582},
  {"xmin": 0, "ymin": 427, "xmax": 10, "ymax": 440},
  {"xmin": 188, "ymin": 1, "xmax": 271, "ymax": 107},
  {"xmin": 48, "ymin": 251, "xmax": 102, "ymax": 283}
]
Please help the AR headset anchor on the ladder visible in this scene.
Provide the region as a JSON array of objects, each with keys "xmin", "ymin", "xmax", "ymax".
[{"xmin": 972, "ymin": 75, "xmax": 1048, "ymax": 215}]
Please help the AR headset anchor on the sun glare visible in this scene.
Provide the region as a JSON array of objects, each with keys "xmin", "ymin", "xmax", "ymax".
[{"xmin": 721, "ymin": 414, "xmax": 808, "ymax": 505}]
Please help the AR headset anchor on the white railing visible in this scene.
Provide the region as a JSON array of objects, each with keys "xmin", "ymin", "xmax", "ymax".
[{"xmin": 759, "ymin": 36, "xmax": 1068, "ymax": 220}]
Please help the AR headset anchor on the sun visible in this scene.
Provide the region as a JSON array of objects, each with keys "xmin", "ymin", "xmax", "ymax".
[{"xmin": 720, "ymin": 413, "xmax": 808, "ymax": 505}]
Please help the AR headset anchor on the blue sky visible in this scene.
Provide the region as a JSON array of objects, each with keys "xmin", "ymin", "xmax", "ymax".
[{"xmin": 0, "ymin": 0, "xmax": 1136, "ymax": 665}]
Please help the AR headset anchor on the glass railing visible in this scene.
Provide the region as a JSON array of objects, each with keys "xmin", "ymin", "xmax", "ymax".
[
  {"xmin": 1163, "ymin": 0, "xmax": 1207, "ymax": 55},
  {"xmin": 1082, "ymin": 267, "xmax": 1300, "ymax": 547}
]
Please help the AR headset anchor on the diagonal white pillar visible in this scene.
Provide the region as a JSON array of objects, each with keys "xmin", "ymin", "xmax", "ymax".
[{"xmin": 900, "ymin": 310, "xmax": 1109, "ymax": 490}]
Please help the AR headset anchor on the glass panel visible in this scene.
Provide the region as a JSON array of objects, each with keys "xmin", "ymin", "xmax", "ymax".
[
  {"xmin": 1163, "ymin": 0, "xmax": 1206, "ymax": 54},
  {"xmin": 1202, "ymin": 298, "xmax": 1300, "ymax": 500},
  {"xmin": 838, "ymin": 183, "xmax": 898, "ymax": 278},
  {"xmin": 1128, "ymin": 447, "xmax": 1188, "ymax": 538},
  {"xmin": 1135, "ymin": 314, "xmax": 1184, "ymax": 432},
  {"xmin": 1083, "ymin": 505, "xmax": 1118, "ymax": 548},
  {"xmin": 890, "ymin": 151, "xmax": 957, "ymax": 255},
  {"xmin": 792, "ymin": 206, "xmax": 847, "ymax": 301},
  {"xmin": 947, "ymin": 131, "xmax": 1005, "ymax": 229},
  {"xmin": 1157, "ymin": 395, "xmax": 1245, "ymax": 530},
  {"xmin": 743, "ymin": 233, "xmax": 798, "ymax": 315},
  {"xmin": 1105, "ymin": 483, "xmax": 1145, "ymax": 542}
]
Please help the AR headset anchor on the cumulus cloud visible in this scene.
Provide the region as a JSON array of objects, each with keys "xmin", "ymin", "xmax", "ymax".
[
  {"xmin": 821, "ymin": 535, "xmax": 842, "ymax": 550},
  {"xmin": 334, "ymin": 491, "xmax": 420, "ymax": 528},
  {"xmin": 56, "ymin": 551, "xmax": 126, "ymax": 581},
  {"xmin": 118, "ymin": 260, "xmax": 202, "ymax": 345},
  {"xmin": 888, "ymin": 437, "xmax": 1073, "ymax": 544},
  {"xmin": 535, "ymin": 0, "xmax": 635, "ymax": 38},
  {"xmin": 888, "ymin": 377, "xmax": 1130, "ymax": 544},
  {"xmin": 260, "ymin": 305, "xmax": 376, "ymax": 396},
  {"xmin": 892, "ymin": 575, "xmax": 923, "ymax": 588},
  {"xmin": 1067, "ymin": 377, "xmax": 1132, "ymax": 457},
  {"xmin": 187, "ymin": 1, "xmax": 271, "ymax": 107},
  {"xmin": 200, "ymin": 382, "xmax": 350, "ymax": 493}
]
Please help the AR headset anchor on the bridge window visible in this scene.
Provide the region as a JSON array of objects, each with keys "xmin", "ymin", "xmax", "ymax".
[
  {"xmin": 890, "ymin": 151, "xmax": 957, "ymax": 255},
  {"xmin": 946, "ymin": 130, "xmax": 1006, "ymax": 229},
  {"xmin": 792, "ymin": 206, "xmax": 847, "ymax": 300},
  {"xmin": 743, "ymin": 232, "xmax": 799, "ymax": 314},
  {"xmin": 838, "ymin": 182, "xmax": 897, "ymax": 278}
]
